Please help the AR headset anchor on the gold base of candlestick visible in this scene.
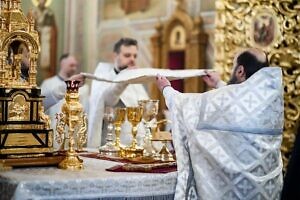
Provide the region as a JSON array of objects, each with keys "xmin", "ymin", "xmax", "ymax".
[{"xmin": 58, "ymin": 152, "xmax": 83, "ymax": 170}]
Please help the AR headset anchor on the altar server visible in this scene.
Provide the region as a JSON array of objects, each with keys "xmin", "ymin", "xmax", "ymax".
[{"xmin": 88, "ymin": 38, "xmax": 149, "ymax": 148}]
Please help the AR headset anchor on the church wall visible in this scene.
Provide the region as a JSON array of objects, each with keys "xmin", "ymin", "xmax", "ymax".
[
  {"xmin": 93, "ymin": 0, "xmax": 216, "ymax": 73},
  {"xmin": 20, "ymin": 0, "xmax": 216, "ymax": 84},
  {"xmin": 95, "ymin": 0, "xmax": 172, "ymax": 71}
]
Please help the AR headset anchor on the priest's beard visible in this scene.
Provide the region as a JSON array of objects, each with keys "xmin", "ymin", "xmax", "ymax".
[{"xmin": 227, "ymin": 75, "xmax": 238, "ymax": 85}]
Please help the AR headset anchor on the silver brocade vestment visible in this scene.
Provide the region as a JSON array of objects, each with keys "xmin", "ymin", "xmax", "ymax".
[{"xmin": 168, "ymin": 67, "xmax": 283, "ymax": 200}]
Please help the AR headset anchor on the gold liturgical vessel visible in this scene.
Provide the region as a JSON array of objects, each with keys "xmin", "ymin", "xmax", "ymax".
[
  {"xmin": 124, "ymin": 106, "xmax": 144, "ymax": 158},
  {"xmin": 99, "ymin": 107, "xmax": 126, "ymax": 157},
  {"xmin": 113, "ymin": 107, "xmax": 126, "ymax": 151},
  {"xmin": 99, "ymin": 107, "xmax": 120, "ymax": 157},
  {"xmin": 138, "ymin": 100, "xmax": 159, "ymax": 157},
  {"xmin": 0, "ymin": 0, "xmax": 59, "ymax": 168},
  {"xmin": 56, "ymin": 80, "xmax": 87, "ymax": 170},
  {"xmin": 152, "ymin": 120, "xmax": 174, "ymax": 162}
]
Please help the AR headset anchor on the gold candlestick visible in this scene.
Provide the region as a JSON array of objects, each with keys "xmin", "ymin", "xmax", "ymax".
[{"xmin": 56, "ymin": 80, "xmax": 86, "ymax": 170}]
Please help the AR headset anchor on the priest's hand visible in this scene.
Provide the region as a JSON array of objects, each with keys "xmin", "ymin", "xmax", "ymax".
[
  {"xmin": 69, "ymin": 74, "xmax": 86, "ymax": 87},
  {"xmin": 202, "ymin": 71, "xmax": 221, "ymax": 88},
  {"xmin": 156, "ymin": 74, "xmax": 171, "ymax": 92}
]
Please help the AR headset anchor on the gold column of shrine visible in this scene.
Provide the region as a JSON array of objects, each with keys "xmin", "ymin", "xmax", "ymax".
[{"xmin": 214, "ymin": 0, "xmax": 300, "ymax": 169}]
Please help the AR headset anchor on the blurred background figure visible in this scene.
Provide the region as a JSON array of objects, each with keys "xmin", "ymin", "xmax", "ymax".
[{"xmin": 40, "ymin": 53, "xmax": 89, "ymax": 148}]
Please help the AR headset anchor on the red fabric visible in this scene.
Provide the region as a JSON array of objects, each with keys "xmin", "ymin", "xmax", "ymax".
[
  {"xmin": 80, "ymin": 153, "xmax": 177, "ymax": 173},
  {"xmin": 168, "ymin": 51, "xmax": 185, "ymax": 92},
  {"xmin": 106, "ymin": 163, "xmax": 177, "ymax": 173}
]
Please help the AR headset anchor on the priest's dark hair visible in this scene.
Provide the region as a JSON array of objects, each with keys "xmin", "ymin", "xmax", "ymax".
[
  {"xmin": 236, "ymin": 51, "xmax": 269, "ymax": 79},
  {"xmin": 113, "ymin": 38, "xmax": 138, "ymax": 53},
  {"xmin": 59, "ymin": 53, "xmax": 70, "ymax": 62}
]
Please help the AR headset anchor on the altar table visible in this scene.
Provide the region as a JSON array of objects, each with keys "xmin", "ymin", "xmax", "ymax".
[{"xmin": 0, "ymin": 157, "xmax": 177, "ymax": 200}]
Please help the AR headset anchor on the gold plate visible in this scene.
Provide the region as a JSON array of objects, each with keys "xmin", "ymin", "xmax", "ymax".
[{"xmin": 126, "ymin": 156, "xmax": 158, "ymax": 164}]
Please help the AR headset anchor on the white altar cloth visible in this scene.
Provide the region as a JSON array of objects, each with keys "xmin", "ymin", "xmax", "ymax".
[
  {"xmin": 82, "ymin": 68, "xmax": 211, "ymax": 84},
  {"xmin": 0, "ymin": 157, "xmax": 177, "ymax": 200}
]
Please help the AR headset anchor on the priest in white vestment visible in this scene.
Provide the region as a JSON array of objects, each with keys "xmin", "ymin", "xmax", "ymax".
[
  {"xmin": 157, "ymin": 48, "xmax": 284, "ymax": 200},
  {"xmin": 88, "ymin": 38, "xmax": 149, "ymax": 148},
  {"xmin": 41, "ymin": 54, "xmax": 89, "ymax": 148}
]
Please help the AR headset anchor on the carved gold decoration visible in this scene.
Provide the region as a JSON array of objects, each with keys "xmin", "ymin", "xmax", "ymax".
[
  {"xmin": 77, "ymin": 114, "xmax": 87, "ymax": 152},
  {"xmin": 1, "ymin": 124, "xmax": 44, "ymax": 130},
  {"xmin": 215, "ymin": 0, "xmax": 300, "ymax": 169},
  {"xmin": 5, "ymin": 133, "xmax": 46, "ymax": 146},
  {"xmin": 151, "ymin": 0, "xmax": 207, "ymax": 118},
  {"xmin": 56, "ymin": 80, "xmax": 86, "ymax": 170},
  {"xmin": 0, "ymin": 1, "xmax": 54, "ymax": 166},
  {"xmin": 38, "ymin": 104, "xmax": 50, "ymax": 129},
  {"xmin": 55, "ymin": 113, "xmax": 66, "ymax": 151},
  {"xmin": 8, "ymin": 94, "xmax": 30, "ymax": 121}
]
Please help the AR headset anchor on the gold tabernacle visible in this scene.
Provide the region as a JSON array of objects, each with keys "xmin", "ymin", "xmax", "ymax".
[{"xmin": 0, "ymin": 0, "xmax": 56, "ymax": 167}]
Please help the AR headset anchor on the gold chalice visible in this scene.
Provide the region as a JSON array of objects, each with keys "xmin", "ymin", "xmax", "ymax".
[
  {"xmin": 99, "ymin": 107, "xmax": 119, "ymax": 157},
  {"xmin": 114, "ymin": 107, "xmax": 126, "ymax": 150},
  {"xmin": 138, "ymin": 100, "xmax": 159, "ymax": 157},
  {"xmin": 125, "ymin": 106, "xmax": 144, "ymax": 158}
]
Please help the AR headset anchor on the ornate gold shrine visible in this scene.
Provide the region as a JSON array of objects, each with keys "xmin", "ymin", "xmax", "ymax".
[
  {"xmin": 214, "ymin": 0, "xmax": 300, "ymax": 169},
  {"xmin": 0, "ymin": 0, "xmax": 54, "ymax": 162},
  {"xmin": 150, "ymin": 0, "xmax": 207, "ymax": 115}
]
